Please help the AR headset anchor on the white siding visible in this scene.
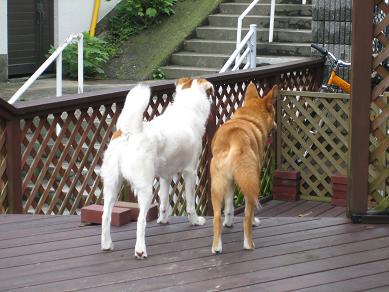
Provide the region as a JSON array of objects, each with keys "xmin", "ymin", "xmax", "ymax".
[{"xmin": 54, "ymin": 0, "xmax": 120, "ymax": 45}]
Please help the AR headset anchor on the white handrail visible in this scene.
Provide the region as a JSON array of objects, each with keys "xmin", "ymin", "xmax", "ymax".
[
  {"xmin": 221, "ymin": 24, "xmax": 257, "ymax": 73},
  {"xmin": 236, "ymin": 0, "xmax": 259, "ymax": 63},
  {"xmin": 8, "ymin": 33, "xmax": 84, "ymax": 104},
  {"xmin": 269, "ymin": 0, "xmax": 276, "ymax": 42}
]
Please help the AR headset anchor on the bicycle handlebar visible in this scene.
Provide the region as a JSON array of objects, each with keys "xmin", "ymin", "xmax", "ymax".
[
  {"xmin": 311, "ymin": 44, "xmax": 328, "ymax": 56},
  {"xmin": 311, "ymin": 43, "xmax": 351, "ymax": 68}
]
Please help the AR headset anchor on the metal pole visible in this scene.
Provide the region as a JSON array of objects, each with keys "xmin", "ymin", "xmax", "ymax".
[
  {"xmin": 56, "ymin": 52, "xmax": 62, "ymax": 97},
  {"xmin": 269, "ymin": 0, "xmax": 276, "ymax": 43},
  {"xmin": 250, "ymin": 24, "xmax": 257, "ymax": 68},
  {"xmin": 78, "ymin": 34, "xmax": 84, "ymax": 94}
]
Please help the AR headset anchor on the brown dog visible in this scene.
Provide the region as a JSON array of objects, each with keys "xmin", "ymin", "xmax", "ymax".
[{"xmin": 210, "ymin": 82, "xmax": 278, "ymax": 254}]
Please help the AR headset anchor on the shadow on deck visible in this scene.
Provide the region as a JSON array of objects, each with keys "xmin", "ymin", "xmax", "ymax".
[{"xmin": 1, "ymin": 201, "xmax": 389, "ymax": 291}]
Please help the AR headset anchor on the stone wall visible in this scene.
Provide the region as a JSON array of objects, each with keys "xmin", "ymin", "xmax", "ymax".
[{"xmin": 312, "ymin": 0, "xmax": 352, "ymax": 82}]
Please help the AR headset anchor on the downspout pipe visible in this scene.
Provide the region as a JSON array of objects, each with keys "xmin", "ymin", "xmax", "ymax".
[{"xmin": 89, "ymin": 0, "xmax": 101, "ymax": 36}]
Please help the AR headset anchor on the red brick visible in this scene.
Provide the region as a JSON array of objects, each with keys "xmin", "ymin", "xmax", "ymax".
[
  {"xmin": 331, "ymin": 175, "xmax": 347, "ymax": 185},
  {"xmin": 332, "ymin": 183, "xmax": 348, "ymax": 192},
  {"xmin": 273, "ymin": 170, "xmax": 301, "ymax": 180},
  {"xmin": 115, "ymin": 201, "xmax": 159, "ymax": 222},
  {"xmin": 273, "ymin": 192, "xmax": 300, "ymax": 202},
  {"xmin": 273, "ymin": 178, "xmax": 299, "ymax": 187},
  {"xmin": 272, "ymin": 185, "xmax": 298, "ymax": 195},
  {"xmin": 331, "ymin": 198, "xmax": 347, "ymax": 207},
  {"xmin": 332, "ymin": 190, "xmax": 347, "ymax": 200},
  {"xmin": 81, "ymin": 204, "xmax": 132, "ymax": 226}
]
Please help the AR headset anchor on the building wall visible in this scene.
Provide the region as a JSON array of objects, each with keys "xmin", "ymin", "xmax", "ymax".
[
  {"xmin": 312, "ymin": 0, "xmax": 352, "ymax": 82},
  {"xmin": 0, "ymin": 0, "xmax": 7, "ymax": 81},
  {"xmin": 54, "ymin": 0, "xmax": 120, "ymax": 45}
]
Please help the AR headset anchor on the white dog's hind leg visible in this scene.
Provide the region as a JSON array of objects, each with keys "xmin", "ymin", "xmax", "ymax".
[
  {"xmin": 183, "ymin": 171, "xmax": 206, "ymax": 226},
  {"xmin": 157, "ymin": 178, "xmax": 170, "ymax": 224},
  {"xmin": 134, "ymin": 187, "xmax": 153, "ymax": 259},
  {"xmin": 223, "ymin": 187, "xmax": 234, "ymax": 228},
  {"xmin": 101, "ymin": 175, "xmax": 122, "ymax": 251}
]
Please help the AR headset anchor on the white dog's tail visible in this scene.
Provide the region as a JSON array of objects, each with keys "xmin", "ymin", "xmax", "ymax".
[{"xmin": 116, "ymin": 84, "xmax": 151, "ymax": 134}]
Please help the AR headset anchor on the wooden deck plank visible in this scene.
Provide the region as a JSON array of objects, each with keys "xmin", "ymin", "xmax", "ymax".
[
  {"xmin": 0, "ymin": 219, "xmax": 361, "ymax": 284},
  {"xmin": 294, "ymin": 271, "xmax": 389, "ymax": 292},
  {"xmin": 0, "ymin": 212, "xmax": 387, "ymax": 292},
  {"xmin": 255, "ymin": 200, "xmax": 306, "ymax": 217},
  {"xmin": 151, "ymin": 250, "xmax": 389, "ymax": 292},
  {"xmin": 71, "ymin": 236, "xmax": 389, "ymax": 292},
  {"xmin": 299, "ymin": 202, "xmax": 336, "ymax": 217},
  {"xmin": 1, "ymin": 220, "xmax": 388, "ymax": 291},
  {"xmin": 274, "ymin": 200, "xmax": 322, "ymax": 217},
  {"xmin": 320, "ymin": 205, "xmax": 347, "ymax": 217}
]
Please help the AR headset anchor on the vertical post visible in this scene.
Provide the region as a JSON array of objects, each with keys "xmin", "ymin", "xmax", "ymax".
[
  {"xmin": 269, "ymin": 0, "xmax": 276, "ymax": 43},
  {"xmin": 249, "ymin": 24, "xmax": 257, "ymax": 69},
  {"xmin": 276, "ymin": 90, "xmax": 282, "ymax": 169},
  {"xmin": 6, "ymin": 120, "xmax": 22, "ymax": 213},
  {"xmin": 236, "ymin": 18, "xmax": 243, "ymax": 65},
  {"xmin": 56, "ymin": 52, "xmax": 62, "ymax": 97},
  {"xmin": 78, "ymin": 34, "xmax": 84, "ymax": 94},
  {"xmin": 206, "ymin": 104, "xmax": 217, "ymax": 216},
  {"xmin": 348, "ymin": 0, "xmax": 374, "ymax": 215}
]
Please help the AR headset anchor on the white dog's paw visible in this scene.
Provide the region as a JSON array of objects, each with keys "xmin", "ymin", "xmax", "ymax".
[
  {"xmin": 223, "ymin": 217, "xmax": 234, "ymax": 228},
  {"xmin": 134, "ymin": 243, "xmax": 148, "ymax": 259},
  {"xmin": 189, "ymin": 216, "xmax": 206, "ymax": 226},
  {"xmin": 211, "ymin": 239, "xmax": 222, "ymax": 254},
  {"xmin": 157, "ymin": 213, "xmax": 169, "ymax": 224},
  {"xmin": 101, "ymin": 240, "xmax": 114, "ymax": 251},
  {"xmin": 252, "ymin": 217, "xmax": 261, "ymax": 227}
]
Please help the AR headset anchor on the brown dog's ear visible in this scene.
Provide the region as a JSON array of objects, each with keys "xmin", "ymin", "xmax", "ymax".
[
  {"xmin": 264, "ymin": 85, "xmax": 279, "ymax": 112},
  {"xmin": 245, "ymin": 82, "xmax": 260, "ymax": 101}
]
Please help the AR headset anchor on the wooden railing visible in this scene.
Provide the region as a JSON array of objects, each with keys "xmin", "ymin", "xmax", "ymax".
[{"xmin": 0, "ymin": 57, "xmax": 324, "ymax": 215}]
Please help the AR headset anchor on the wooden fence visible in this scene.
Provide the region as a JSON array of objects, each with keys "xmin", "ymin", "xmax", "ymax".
[
  {"xmin": 0, "ymin": 58, "xmax": 324, "ymax": 215},
  {"xmin": 277, "ymin": 90, "xmax": 350, "ymax": 201}
]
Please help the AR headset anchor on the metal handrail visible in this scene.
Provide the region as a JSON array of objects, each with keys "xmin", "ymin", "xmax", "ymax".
[
  {"xmin": 8, "ymin": 33, "xmax": 84, "ymax": 104},
  {"xmin": 220, "ymin": 24, "xmax": 257, "ymax": 73}
]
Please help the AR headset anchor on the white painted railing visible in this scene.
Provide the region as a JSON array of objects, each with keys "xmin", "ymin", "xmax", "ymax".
[
  {"xmin": 220, "ymin": 24, "xmax": 257, "ymax": 73},
  {"xmin": 8, "ymin": 33, "xmax": 84, "ymax": 104}
]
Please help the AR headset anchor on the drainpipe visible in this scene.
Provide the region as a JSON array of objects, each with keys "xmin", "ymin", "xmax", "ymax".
[{"xmin": 89, "ymin": 0, "xmax": 101, "ymax": 36}]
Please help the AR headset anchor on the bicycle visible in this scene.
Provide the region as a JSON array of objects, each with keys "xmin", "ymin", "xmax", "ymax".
[
  {"xmin": 295, "ymin": 44, "xmax": 351, "ymax": 164},
  {"xmin": 311, "ymin": 44, "xmax": 351, "ymax": 94}
]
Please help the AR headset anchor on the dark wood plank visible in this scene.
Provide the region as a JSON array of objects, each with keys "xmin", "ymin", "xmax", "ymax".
[
  {"xmin": 301, "ymin": 202, "xmax": 336, "ymax": 217},
  {"xmin": 256, "ymin": 200, "xmax": 306, "ymax": 217},
  {"xmin": 295, "ymin": 271, "xmax": 389, "ymax": 292},
  {"xmin": 275, "ymin": 200, "xmax": 322, "ymax": 217},
  {"xmin": 319, "ymin": 205, "xmax": 347, "ymax": 217}
]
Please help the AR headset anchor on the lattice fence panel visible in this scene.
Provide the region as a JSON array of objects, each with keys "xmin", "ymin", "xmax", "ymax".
[
  {"xmin": 369, "ymin": 1, "xmax": 389, "ymax": 209},
  {"xmin": 279, "ymin": 91, "xmax": 349, "ymax": 199},
  {"xmin": 0, "ymin": 120, "xmax": 8, "ymax": 214}
]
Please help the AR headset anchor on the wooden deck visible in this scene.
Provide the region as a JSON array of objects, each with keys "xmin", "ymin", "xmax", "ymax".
[{"xmin": 1, "ymin": 202, "xmax": 389, "ymax": 291}]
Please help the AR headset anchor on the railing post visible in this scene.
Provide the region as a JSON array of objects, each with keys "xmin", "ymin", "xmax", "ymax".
[
  {"xmin": 206, "ymin": 104, "xmax": 217, "ymax": 216},
  {"xmin": 56, "ymin": 52, "xmax": 62, "ymax": 97},
  {"xmin": 269, "ymin": 0, "xmax": 276, "ymax": 43},
  {"xmin": 249, "ymin": 24, "xmax": 257, "ymax": 69},
  {"xmin": 348, "ymin": 0, "xmax": 374, "ymax": 215},
  {"xmin": 5, "ymin": 119, "xmax": 22, "ymax": 213},
  {"xmin": 78, "ymin": 34, "xmax": 84, "ymax": 94}
]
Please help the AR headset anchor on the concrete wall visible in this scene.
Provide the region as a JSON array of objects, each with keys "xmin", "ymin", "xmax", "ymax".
[
  {"xmin": 0, "ymin": 0, "xmax": 7, "ymax": 81},
  {"xmin": 312, "ymin": 0, "xmax": 352, "ymax": 82},
  {"xmin": 54, "ymin": 0, "xmax": 120, "ymax": 45}
]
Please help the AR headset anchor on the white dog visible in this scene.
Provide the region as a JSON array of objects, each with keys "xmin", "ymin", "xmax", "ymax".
[{"xmin": 101, "ymin": 77, "xmax": 214, "ymax": 259}]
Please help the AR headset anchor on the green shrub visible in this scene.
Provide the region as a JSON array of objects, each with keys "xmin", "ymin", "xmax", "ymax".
[
  {"xmin": 152, "ymin": 67, "xmax": 166, "ymax": 80},
  {"xmin": 49, "ymin": 32, "xmax": 110, "ymax": 79},
  {"xmin": 108, "ymin": 0, "xmax": 177, "ymax": 43}
]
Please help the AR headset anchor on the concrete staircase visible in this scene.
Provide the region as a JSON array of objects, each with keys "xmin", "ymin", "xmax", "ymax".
[{"xmin": 162, "ymin": 0, "xmax": 312, "ymax": 79}]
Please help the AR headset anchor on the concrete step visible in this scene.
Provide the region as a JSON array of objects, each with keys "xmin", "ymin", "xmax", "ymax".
[
  {"xmin": 161, "ymin": 65, "xmax": 219, "ymax": 79},
  {"xmin": 170, "ymin": 52, "xmax": 229, "ymax": 68},
  {"xmin": 220, "ymin": 3, "xmax": 312, "ymax": 16},
  {"xmin": 208, "ymin": 14, "xmax": 311, "ymax": 29},
  {"xmin": 170, "ymin": 51, "xmax": 307, "ymax": 68},
  {"xmin": 184, "ymin": 39, "xmax": 311, "ymax": 56},
  {"xmin": 196, "ymin": 27, "xmax": 312, "ymax": 43},
  {"xmin": 233, "ymin": 0, "xmax": 312, "ymax": 4}
]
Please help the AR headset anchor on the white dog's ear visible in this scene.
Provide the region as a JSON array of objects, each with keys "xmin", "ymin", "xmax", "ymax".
[
  {"xmin": 176, "ymin": 77, "xmax": 193, "ymax": 90},
  {"xmin": 196, "ymin": 79, "xmax": 214, "ymax": 98}
]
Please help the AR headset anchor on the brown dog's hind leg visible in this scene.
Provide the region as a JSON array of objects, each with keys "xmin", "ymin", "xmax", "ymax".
[{"xmin": 233, "ymin": 155, "xmax": 259, "ymax": 250}]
